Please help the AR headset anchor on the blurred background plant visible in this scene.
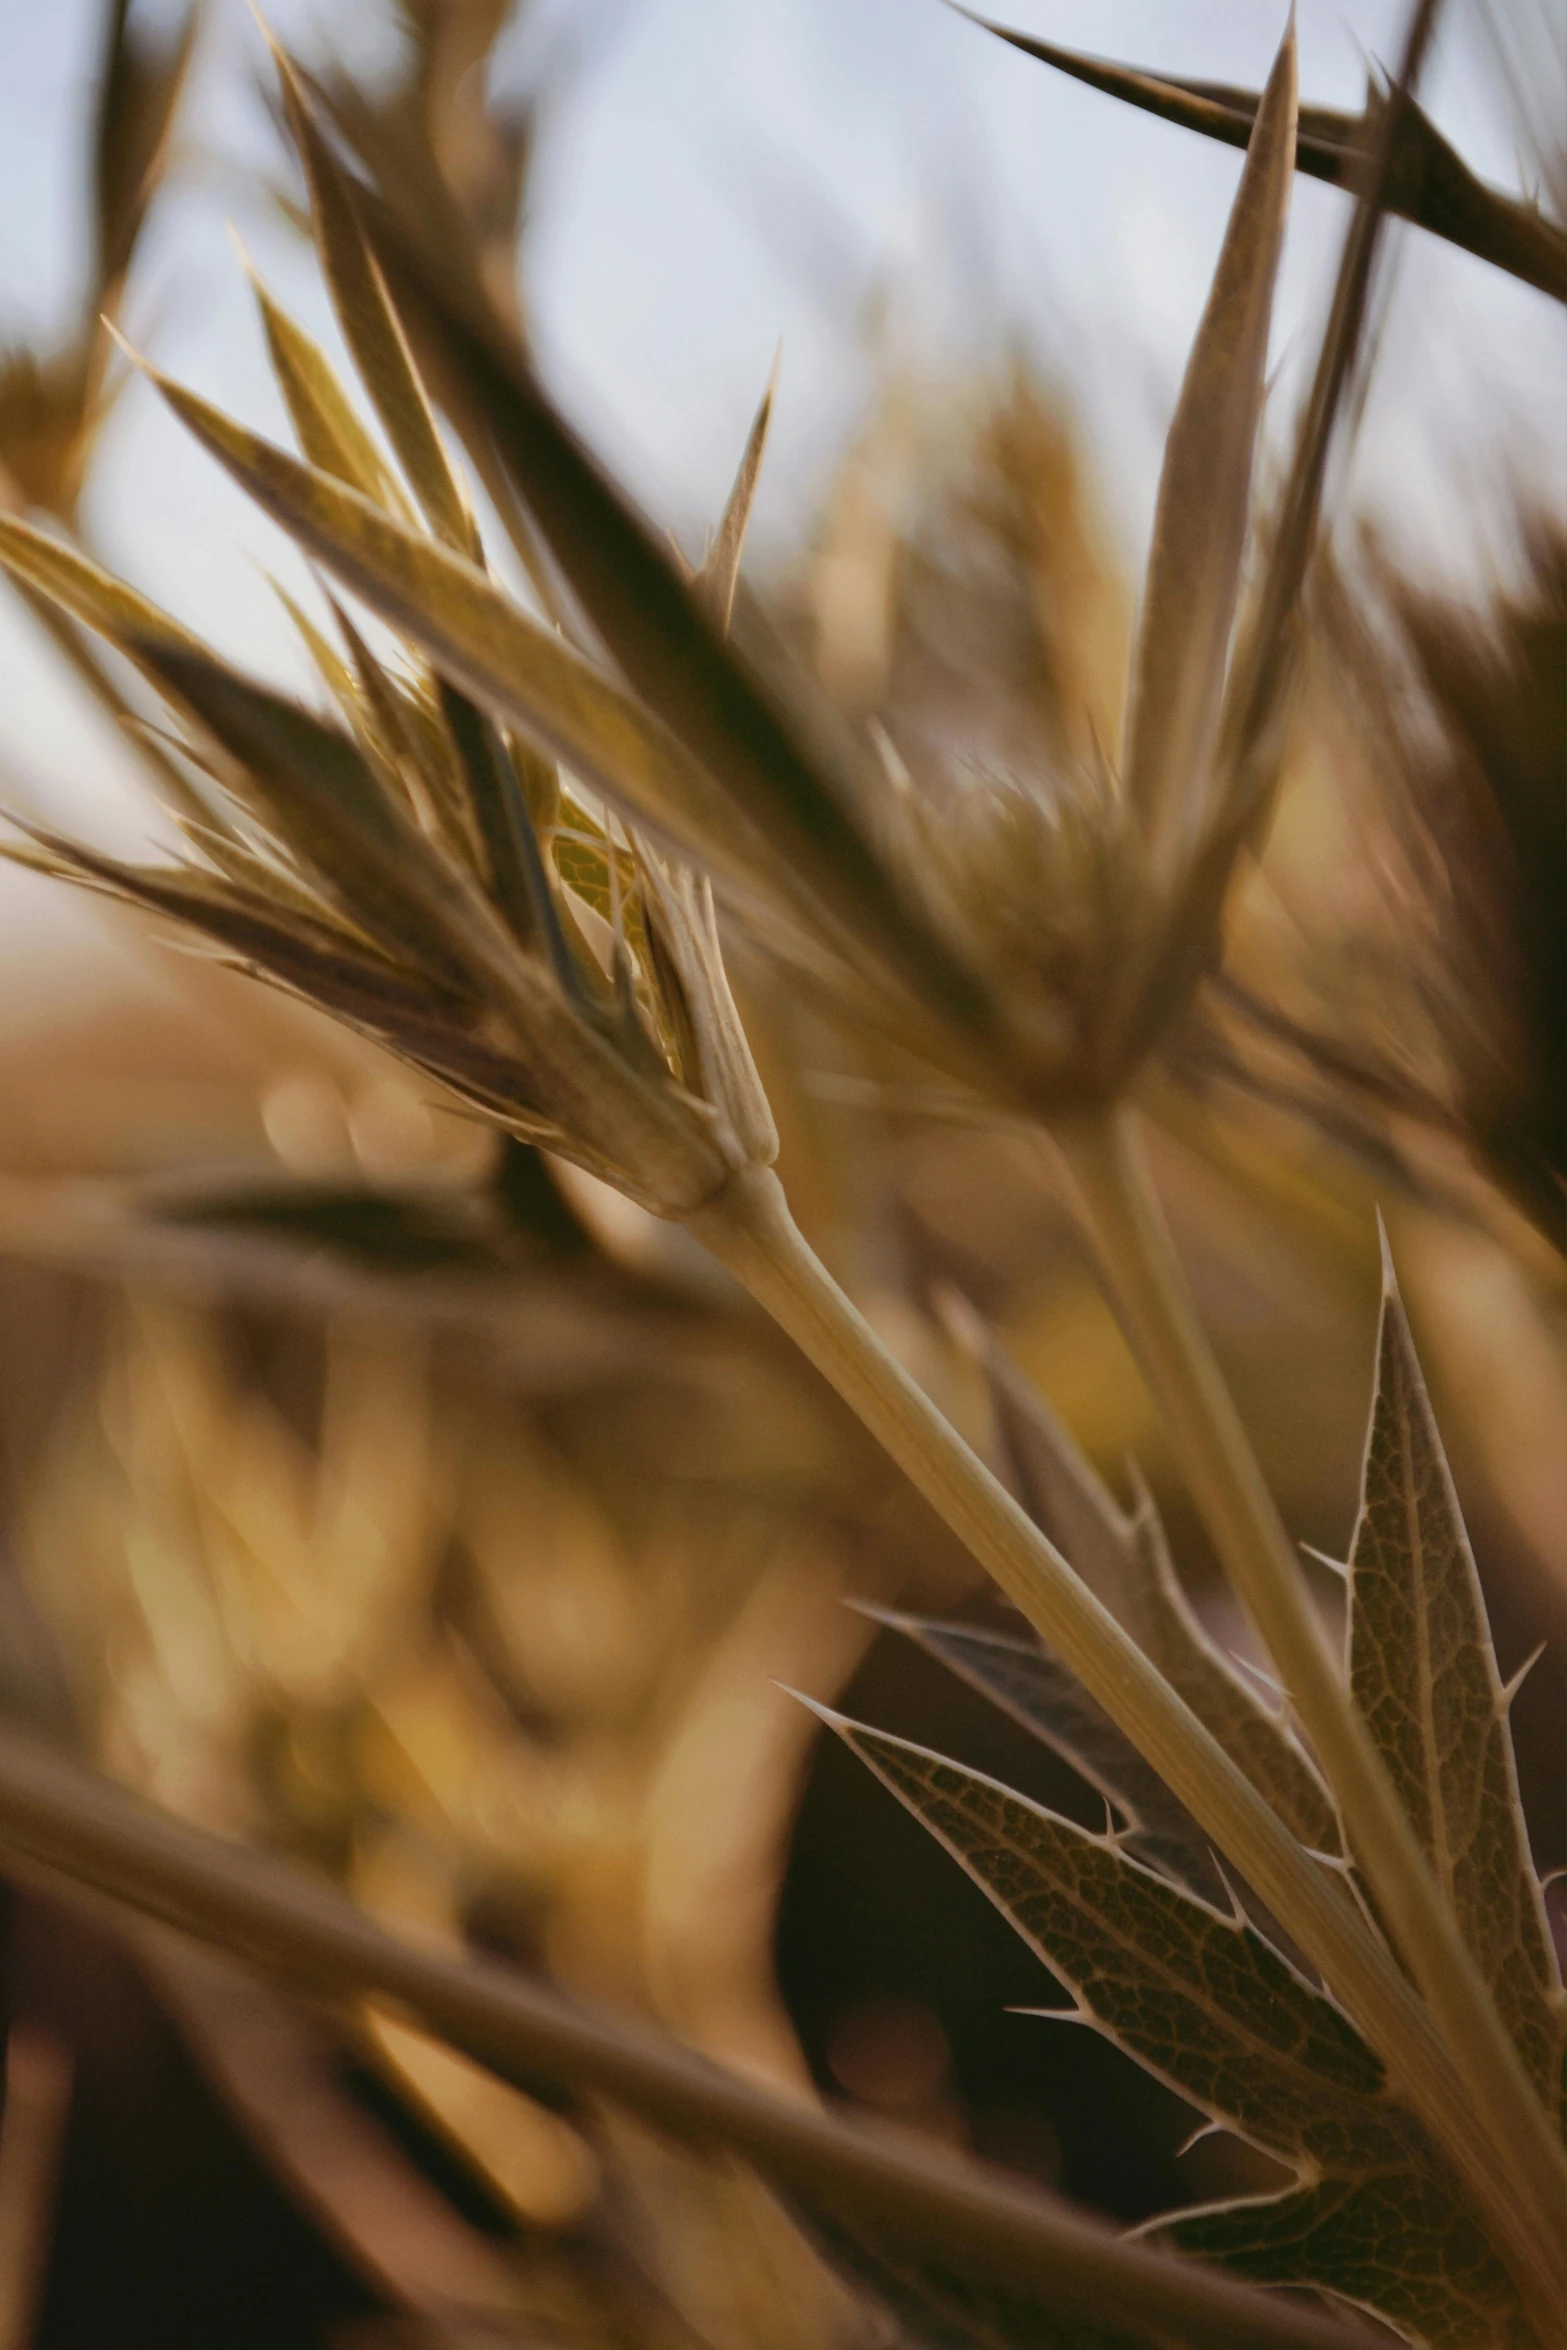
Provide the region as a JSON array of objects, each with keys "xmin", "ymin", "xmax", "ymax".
[{"xmin": 0, "ymin": 2, "xmax": 1559, "ymax": 2345}]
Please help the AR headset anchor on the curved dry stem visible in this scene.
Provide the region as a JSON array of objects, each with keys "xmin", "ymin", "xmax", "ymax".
[
  {"xmin": 689, "ymin": 1166, "xmax": 1563, "ymax": 2334},
  {"xmin": 0, "ymin": 1723, "xmax": 1367, "ymax": 2350},
  {"xmin": 1047, "ymin": 1106, "xmax": 1566, "ymax": 2309}
]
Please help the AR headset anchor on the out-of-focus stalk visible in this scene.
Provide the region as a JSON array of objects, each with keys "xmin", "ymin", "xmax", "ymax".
[{"xmin": 0, "ymin": 1722, "xmax": 1369, "ymax": 2350}]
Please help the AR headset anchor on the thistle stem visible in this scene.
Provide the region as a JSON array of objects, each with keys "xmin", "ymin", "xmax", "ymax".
[
  {"xmin": 1048, "ymin": 1106, "xmax": 1567, "ymax": 2296},
  {"xmin": 691, "ymin": 1163, "xmax": 1563, "ymax": 2333}
]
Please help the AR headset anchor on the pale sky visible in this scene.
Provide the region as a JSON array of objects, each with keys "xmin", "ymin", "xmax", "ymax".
[{"xmin": 0, "ymin": 0, "xmax": 1561, "ymax": 924}]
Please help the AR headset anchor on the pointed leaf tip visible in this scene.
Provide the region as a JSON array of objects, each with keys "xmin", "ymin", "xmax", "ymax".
[
  {"xmin": 270, "ymin": 40, "xmax": 476, "ymax": 557},
  {"xmin": 774, "ymin": 1683, "xmax": 843, "ymax": 1732},
  {"xmin": 1122, "ymin": 17, "xmax": 1297, "ymax": 871}
]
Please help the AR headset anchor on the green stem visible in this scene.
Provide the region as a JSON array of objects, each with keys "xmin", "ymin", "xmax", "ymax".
[
  {"xmin": 1048, "ymin": 1108, "xmax": 1567, "ymax": 2277},
  {"xmin": 690, "ymin": 1163, "xmax": 1563, "ymax": 2334},
  {"xmin": 0, "ymin": 1722, "xmax": 1362, "ymax": 2350}
]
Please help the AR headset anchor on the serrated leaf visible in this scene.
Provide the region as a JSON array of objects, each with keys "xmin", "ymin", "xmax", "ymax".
[
  {"xmin": 969, "ymin": 1313, "xmax": 1340, "ymax": 1856},
  {"xmin": 818, "ymin": 1699, "xmax": 1547, "ymax": 2343},
  {"xmin": 273, "ymin": 46, "xmax": 478, "ymax": 556},
  {"xmin": 0, "ymin": 1723, "xmax": 1368, "ymax": 2350},
  {"xmin": 817, "ymin": 1708, "xmax": 1396, "ymax": 2177},
  {"xmin": 1121, "ymin": 23, "xmax": 1296, "ymax": 871},
  {"xmin": 1165, "ymin": 2169, "xmax": 1533, "ymax": 2350},
  {"xmin": 866, "ymin": 1606, "xmax": 1224, "ymax": 1901},
  {"xmin": 1348, "ymin": 1246, "xmax": 1566, "ymax": 2113},
  {"xmin": 963, "ymin": 15, "xmax": 1567, "ymax": 305},
  {"xmin": 246, "ymin": 268, "xmax": 415, "ymax": 523}
]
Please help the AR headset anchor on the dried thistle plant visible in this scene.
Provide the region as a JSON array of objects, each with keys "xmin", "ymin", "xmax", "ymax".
[
  {"xmin": 0, "ymin": 6, "xmax": 1560, "ymax": 2347},
  {"xmin": 0, "ymin": 41, "xmax": 778, "ymax": 1225},
  {"xmin": 825, "ymin": 1249, "xmax": 1562, "ymax": 2349}
]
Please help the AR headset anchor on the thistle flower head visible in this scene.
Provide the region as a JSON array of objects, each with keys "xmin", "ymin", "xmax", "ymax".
[
  {"xmin": 245, "ymin": 15, "xmax": 1309, "ymax": 1130},
  {"xmin": 0, "ymin": 11, "xmax": 1358, "ymax": 1199},
  {"xmin": 0, "ymin": 42, "xmax": 779, "ymax": 1222}
]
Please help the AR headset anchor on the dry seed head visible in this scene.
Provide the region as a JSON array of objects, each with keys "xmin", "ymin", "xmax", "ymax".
[
  {"xmin": 0, "ymin": 321, "xmax": 778, "ymax": 1221},
  {"xmin": 886, "ymin": 757, "xmax": 1151, "ymax": 1102},
  {"xmin": 863, "ymin": 22, "xmax": 1297, "ymax": 1109}
]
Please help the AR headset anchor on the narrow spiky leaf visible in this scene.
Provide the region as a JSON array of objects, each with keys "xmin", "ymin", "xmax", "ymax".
[
  {"xmin": 94, "ymin": 0, "xmax": 198, "ymax": 297},
  {"xmin": 696, "ymin": 361, "xmax": 777, "ymax": 631},
  {"xmin": 961, "ymin": 14, "xmax": 1567, "ymax": 304},
  {"xmin": 0, "ymin": 513, "xmax": 203, "ymax": 658},
  {"xmin": 814, "ymin": 1706, "xmax": 1395, "ymax": 2174},
  {"xmin": 1121, "ymin": 22, "xmax": 1297, "ymax": 870},
  {"xmin": 246, "ymin": 269, "xmax": 415, "ymax": 521},
  {"xmin": 1347, "ymin": 1243, "xmax": 1566, "ymax": 2111},
  {"xmin": 325, "ymin": 593, "xmax": 452, "ymax": 830},
  {"xmin": 271, "ymin": 577, "xmax": 359, "ymax": 708},
  {"xmin": 436, "ymin": 678, "xmax": 579, "ymax": 983},
  {"xmin": 865, "ymin": 1605, "xmax": 1224, "ymax": 1899},
  {"xmin": 139, "ymin": 372, "xmax": 780, "ymax": 899},
  {"xmin": 963, "ymin": 1310, "xmax": 1340, "ymax": 1855},
  {"xmin": 341, "ymin": 188, "xmax": 1006, "ymax": 1050},
  {"xmin": 273, "ymin": 45, "xmax": 477, "ymax": 555},
  {"xmin": 1212, "ymin": 0, "xmax": 1445, "ymax": 883},
  {"xmin": 118, "ymin": 637, "xmax": 495, "ymax": 998},
  {"xmin": 9, "ymin": 829, "xmax": 454, "ymax": 1032},
  {"xmin": 3, "ymin": 570, "xmax": 214, "ymax": 824}
]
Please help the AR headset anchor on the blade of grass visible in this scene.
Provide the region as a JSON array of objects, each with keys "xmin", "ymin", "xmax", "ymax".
[{"xmin": 0, "ymin": 1722, "xmax": 1369, "ymax": 2350}]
